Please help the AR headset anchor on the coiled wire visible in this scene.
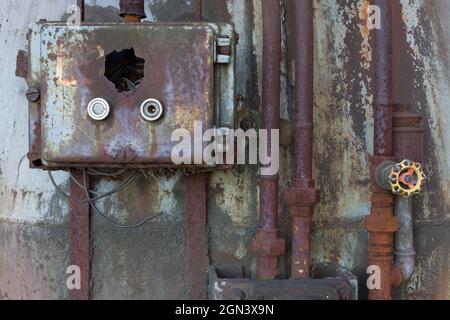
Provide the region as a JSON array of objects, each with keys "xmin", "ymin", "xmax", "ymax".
[{"xmin": 48, "ymin": 168, "xmax": 162, "ymax": 229}]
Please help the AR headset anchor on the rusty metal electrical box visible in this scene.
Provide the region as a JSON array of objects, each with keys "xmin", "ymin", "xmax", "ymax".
[{"xmin": 19, "ymin": 22, "xmax": 236, "ymax": 169}]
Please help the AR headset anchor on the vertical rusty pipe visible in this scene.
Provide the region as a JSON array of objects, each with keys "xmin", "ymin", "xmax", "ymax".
[
  {"xmin": 365, "ymin": 0, "xmax": 399, "ymax": 300},
  {"xmin": 284, "ymin": 0, "xmax": 319, "ymax": 280},
  {"xmin": 293, "ymin": 0, "xmax": 314, "ymax": 181},
  {"xmin": 186, "ymin": 174, "xmax": 208, "ymax": 300},
  {"xmin": 69, "ymin": 171, "xmax": 90, "ymax": 300},
  {"xmin": 373, "ymin": 0, "xmax": 393, "ymax": 157},
  {"xmin": 77, "ymin": 0, "xmax": 85, "ymax": 21},
  {"xmin": 251, "ymin": 0, "xmax": 285, "ymax": 280},
  {"xmin": 119, "ymin": 0, "xmax": 146, "ymax": 22},
  {"xmin": 185, "ymin": 0, "xmax": 209, "ymax": 300},
  {"xmin": 195, "ymin": 0, "xmax": 203, "ymax": 21},
  {"xmin": 69, "ymin": 4, "xmax": 90, "ymax": 301}
]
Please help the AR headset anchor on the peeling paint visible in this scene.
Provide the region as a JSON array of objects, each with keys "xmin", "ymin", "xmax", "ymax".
[{"xmin": 1, "ymin": 0, "xmax": 449, "ymax": 300}]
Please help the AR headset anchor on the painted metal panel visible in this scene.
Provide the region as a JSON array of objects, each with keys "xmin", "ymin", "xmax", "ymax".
[{"xmin": 39, "ymin": 23, "xmax": 215, "ymax": 167}]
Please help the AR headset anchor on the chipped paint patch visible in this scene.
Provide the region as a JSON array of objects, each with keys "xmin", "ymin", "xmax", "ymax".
[
  {"xmin": 210, "ymin": 169, "xmax": 256, "ymax": 227},
  {"xmin": 400, "ymin": 0, "xmax": 450, "ymax": 218}
]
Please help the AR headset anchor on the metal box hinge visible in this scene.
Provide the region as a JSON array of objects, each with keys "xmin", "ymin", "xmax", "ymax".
[{"xmin": 214, "ymin": 36, "xmax": 232, "ymax": 64}]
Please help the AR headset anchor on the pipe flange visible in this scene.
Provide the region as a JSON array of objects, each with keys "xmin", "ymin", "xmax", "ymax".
[{"xmin": 389, "ymin": 160, "xmax": 426, "ymax": 198}]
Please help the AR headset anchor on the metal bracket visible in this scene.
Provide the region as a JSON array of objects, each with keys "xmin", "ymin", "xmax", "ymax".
[
  {"xmin": 215, "ymin": 36, "xmax": 232, "ymax": 64},
  {"xmin": 208, "ymin": 264, "xmax": 356, "ymax": 300}
]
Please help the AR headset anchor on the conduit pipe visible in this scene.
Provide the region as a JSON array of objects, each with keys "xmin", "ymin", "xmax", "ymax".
[
  {"xmin": 77, "ymin": 0, "xmax": 85, "ymax": 21},
  {"xmin": 195, "ymin": 0, "xmax": 203, "ymax": 21},
  {"xmin": 119, "ymin": 0, "xmax": 146, "ymax": 22},
  {"xmin": 392, "ymin": 106, "xmax": 423, "ymax": 281},
  {"xmin": 284, "ymin": 0, "xmax": 320, "ymax": 279},
  {"xmin": 394, "ymin": 198, "xmax": 415, "ymax": 280},
  {"xmin": 186, "ymin": 0, "xmax": 209, "ymax": 300},
  {"xmin": 251, "ymin": 0, "xmax": 286, "ymax": 280},
  {"xmin": 365, "ymin": 0, "xmax": 401, "ymax": 300},
  {"xmin": 70, "ymin": 0, "xmax": 90, "ymax": 301},
  {"xmin": 366, "ymin": 1, "xmax": 427, "ymax": 299}
]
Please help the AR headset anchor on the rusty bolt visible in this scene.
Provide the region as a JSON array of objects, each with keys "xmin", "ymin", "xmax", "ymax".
[
  {"xmin": 240, "ymin": 116, "xmax": 254, "ymax": 131},
  {"xmin": 26, "ymin": 88, "xmax": 40, "ymax": 102}
]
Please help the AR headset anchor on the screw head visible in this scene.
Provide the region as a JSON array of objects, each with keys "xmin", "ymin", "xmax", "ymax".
[
  {"xmin": 26, "ymin": 87, "xmax": 40, "ymax": 102},
  {"xmin": 404, "ymin": 175, "xmax": 413, "ymax": 184}
]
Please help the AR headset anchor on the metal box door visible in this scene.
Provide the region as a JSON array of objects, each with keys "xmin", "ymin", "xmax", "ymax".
[{"xmin": 36, "ymin": 23, "xmax": 232, "ymax": 168}]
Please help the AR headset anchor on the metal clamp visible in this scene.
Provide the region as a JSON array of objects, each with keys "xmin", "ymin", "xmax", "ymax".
[
  {"xmin": 87, "ymin": 98, "xmax": 110, "ymax": 121},
  {"xmin": 140, "ymin": 99, "xmax": 164, "ymax": 122}
]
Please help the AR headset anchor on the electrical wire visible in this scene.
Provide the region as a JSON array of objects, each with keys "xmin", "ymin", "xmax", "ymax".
[
  {"xmin": 81, "ymin": 169, "xmax": 162, "ymax": 229},
  {"xmin": 48, "ymin": 168, "xmax": 163, "ymax": 229},
  {"xmin": 121, "ymin": 77, "xmax": 138, "ymax": 92},
  {"xmin": 69, "ymin": 169, "xmax": 139, "ymax": 201},
  {"xmin": 49, "ymin": 169, "xmax": 138, "ymax": 203},
  {"xmin": 69, "ymin": 170, "xmax": 103, "ymax": 195},
  {"xmin": 85, "ymin": 168, "xmax": 129, "ymax": 177}
]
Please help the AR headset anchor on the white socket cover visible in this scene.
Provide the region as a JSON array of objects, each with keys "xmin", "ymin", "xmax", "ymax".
[{"xmin": 87, "ymin": 98, "xmax": 110, "ymax": 121}]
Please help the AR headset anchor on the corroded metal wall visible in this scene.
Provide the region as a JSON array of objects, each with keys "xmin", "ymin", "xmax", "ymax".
[{"xmin": 0, "ymin": 0, "xmax": 448, "ymax": 300}]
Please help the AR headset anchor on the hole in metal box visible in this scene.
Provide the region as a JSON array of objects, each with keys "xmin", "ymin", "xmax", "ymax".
[{"xmin": 104, "ymin": 48, "xmax": 145, "ymax": 93}]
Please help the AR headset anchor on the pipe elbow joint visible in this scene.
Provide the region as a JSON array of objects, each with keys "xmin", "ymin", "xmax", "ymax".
[{"xmin": 394, "ymin": 253, "xmax": 416, "ymax": 282}]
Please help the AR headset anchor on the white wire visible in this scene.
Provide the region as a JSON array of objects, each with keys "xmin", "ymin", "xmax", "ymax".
[{"xmin": 48, "ymin": 169, "xmax": 162, "ymax": 228}]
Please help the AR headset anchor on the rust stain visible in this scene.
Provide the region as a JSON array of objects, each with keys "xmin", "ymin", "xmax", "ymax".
[
  {"xmin": 359, "ymin": 0, "xmax": 371, "ymax": 38},
  {"xmin": 173, "ymin": 105, "xmax": 202, "ymax": 130},
  {"xmin": 56, "ymin": 42, "xmax": 78, "ymax": 87},
  {"xmin": 359, "ymin": 0, "xmax": 372, "ymax": 66}
]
